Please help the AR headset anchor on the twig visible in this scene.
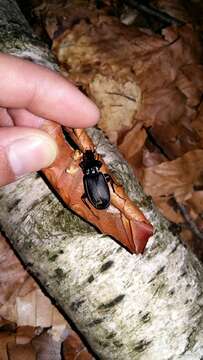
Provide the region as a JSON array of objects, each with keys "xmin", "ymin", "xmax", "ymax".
[
  {"xmin": 106, "ymin": 91, "xmax": 137, "ymax": 102},
  {"xmin": 178, "ymin": 203, "xmax": 203, "ymax": 241},
  {"xmin": 124, "ymin": 0, "xmax": 185, "ymax": 27},
  {"xmin": 145, "ymin": 127, "xmax": 170, "ymax": 160}
]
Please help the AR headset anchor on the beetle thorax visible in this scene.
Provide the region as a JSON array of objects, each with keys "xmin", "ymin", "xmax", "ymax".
[
  {"xmin": 86, "ymin": 166, "xmax": 99, "ymax": 175},
  {"xmin": 79, "ymin": 150, "xmax": 102, "ymax": 174}
]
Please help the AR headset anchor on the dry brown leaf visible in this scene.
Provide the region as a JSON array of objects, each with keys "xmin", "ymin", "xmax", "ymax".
[
  {"xmin": 154, "ymin": 0, "xmax": 203, "ymax": 33},
  {"xmin": 0, "ymin": 327, "xmax": 63, "ymax": 360},
  {"xmin": 152, "ymin": 0, "xmax": 191, "ymax": 23},
  {"xmin": 47, "ymin": 5, "xmax": 203, "ymax": 161},
  {"xmin": 42, "ymin": 124, "xmax": 153, "ymax": 254},
  {"xmin": 142, "ymin": 149, "xmax": 203, "ymax": 202},
  {"xmin": 0, "ymin": 235, "xmax": 68, "ymax": 333},
  {"xmin": 7, "ymin": 343, "xmax": 36, "ymax": 360},
  {"xmin": 176, "ymin": 64, "xmax": 203, "ymax": 107},
  {"xmin": 0, "ymin": 235, "xmax": 29, "ymax": 322},
  {"xmin": 89, "ymin": 74, "xmax": 141, "ymax": 143},
  {"xmin": 35, "ymin": 1, "xmax": 202, "ymax": 158},
  {"xmin": 0, "ymin": 326, "xmax": 39, "ymax": 360},
  {"xmin": 0, "ymin": 323, "xmax": 95, "ymax": 360},
  {"xmin": 32, "ymin": 331, "xmax": 64, "ymax": 360},
  {"xmin": 0, "ymin": 235, "xmax": 94, "ymax": 359},
  {"xmin": 63, "ymin": 330, "xmax": 93, "ymax": 360},
  {"xmin": 186, "ymin": 191, "xmax": 203, "ymax": 220},
  {"xmin": 119, "ymin": 125, "xmax": 147, "ymax": 169},
  {"xmin": 16, "ymin": 326, "xmax": 40, "ymax": 345},
  {"xmin": 153, "ymin": 197, "xmax": 184, "ymax": 224},
  {"xmin": 0, "ymin": 331, "xmax": 16, "ymax": 360},
  {"xmin": 142, "ymin": 149, "xmax": 166, "ymax": 168}
]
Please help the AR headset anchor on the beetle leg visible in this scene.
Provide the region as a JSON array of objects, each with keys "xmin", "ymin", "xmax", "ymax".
[
  {"xmin": 104, "ymin": 174, "xmax": 111, "ymax": 182},
  {"xmin": 73, "ymin": 149, "xmax": 83, "ymax": 161},
  {"xmin": 81, "ymin": 193, "xmax": 91, "ymax": 209},
  {"xmin": 95, "ymin": 151, "xmax": 100, "ymax": 161},
  {"xmin": 81, "ymin": 194, "xmax": 99, "ymax": 218},
  {"xmin": 104, "ymin": 174, "xmax": 116, "ymax": 192}
]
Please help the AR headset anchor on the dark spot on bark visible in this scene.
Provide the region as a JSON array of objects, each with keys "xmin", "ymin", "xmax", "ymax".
[
  {"xmin": 57, "ymin": 209, "xmax": 65, "ymax": 217},
  {"xmin": 106, "ymin": 332, "xmax": 116, "ymax": 339},
  {"xmin": 116, "ymin": 247, "xmax": 123, "ymax": 253},
  {"xmin": 181, "ymin": 327, "xmax": 199, "ymax": 355},
  {"xmin": 180, "ymin": 271, "xmax": 187, "ymax": 277},
  {"xmin": 24, "ymin": 241, "xmax": 32, "ymax": 250},
  {"xmin": 29, "ymin": 199, "xmax": 43, "ymax": 211},
  {"xmin": 169, "ymin": 242, "xmax": 179, "ymax": 254},
  {"xmin": 100, "ymin": 260, "xmax": 114, "ymax": 273},
  {"xmin": 49, "ymin": 253, "xmax": 58, "ymax": 262},
  {"xmin": 113, "ymin": 340, "xmax": 123, "ymax": 347},
  {"xmin": 169, "ymin": 289, "xmax": 175, "ymax": 296},
  {"xmin": 141, "ymin": 312, "xmax": 151, "ymax": 323},
  {"xmin": 98, "ymin": 294, "xmax": 125, "ymax": 310},
  {"xmin": 87, "ymin": 275, "xmax": 94, "ymax": 283},
  {"xmin": 7, "ymin": 198, "xmax": 21, "ymax": 212},
  {"xmin": 47, "ymin": 197, "xmax": 52, "ymax": 205},
  {"xmin": 156, "ymin": 266, "xmax": 165, "ymax": 276},
  {"xmin": 134, "ymin": 340, "xmax": 151, "ymax": 353},
  {"xmin": 54, "ymin": 268, "xmax": 66, "ymax": 281},
  {"xmin": 96, "ymin": 339, "xmax": 109, "ymax": 347},
  {"xmin": 88, "ymin": 318, "xmax": 104, "ymax": 327},
  {"xmin": 70, "ymin": 299, "xmax": 85, "ymax": 312},
  {"xmin": 148, "ymin": 266, "xmax": 165, "ymax": 283},
  {"xmin": 153, "ymin": 282, "xmax": 165, "ymax": 297}
]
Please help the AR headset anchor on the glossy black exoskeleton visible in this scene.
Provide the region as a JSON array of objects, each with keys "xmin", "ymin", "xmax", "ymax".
[{"xmin": 79, "ymin": 150, "xmax": 111, "ymax": 210}]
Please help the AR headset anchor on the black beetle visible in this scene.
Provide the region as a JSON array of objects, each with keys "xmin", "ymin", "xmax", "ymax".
[{"xmin": 79, "ymin": 150, "xmax": 111, "ymax": 210}]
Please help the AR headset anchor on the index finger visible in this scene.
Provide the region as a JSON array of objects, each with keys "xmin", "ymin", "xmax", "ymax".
[{"xmin": 0, "ymin": 53, "xmax": 99, "ymax": 127}]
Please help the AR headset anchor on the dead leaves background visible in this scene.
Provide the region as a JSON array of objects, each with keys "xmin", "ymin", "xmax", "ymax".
[
  {"xmin": 0, "ymin": 235, "xmax": 94, "ymax": 360},
  {"xmin": 33, "ymin": 0, "xmax": 203, "ymax": 259}
]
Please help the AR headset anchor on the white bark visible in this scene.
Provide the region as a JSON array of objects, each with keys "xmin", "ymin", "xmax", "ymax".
[{"xmin": 0, "ymin": 1, "xmax": 203, "ymax": 359}]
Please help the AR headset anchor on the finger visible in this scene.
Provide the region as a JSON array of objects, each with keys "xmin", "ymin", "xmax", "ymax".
[
  {"xmin": 8, "ymin": 108, "xmax": 44, "ymax": 128},
  {"xmin": 0, "ymin": 53, "xmax": 100, "ymax": 127},
  {"xmin": 0, "ymin": 107, "xmax": 14, "ymax": 126},
  {"xmin": 0, "ymin": 127, "xmax": 57, "ymax": 187}
]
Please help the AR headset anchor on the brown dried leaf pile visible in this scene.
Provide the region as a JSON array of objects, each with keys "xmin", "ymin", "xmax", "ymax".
[
  {"xmin": 0, "ymin": 235, "xmax": 94, "ymax": 360},
  {"xmin": 32, "ymin": 0, "xmax": 203, "ymax": 259}
]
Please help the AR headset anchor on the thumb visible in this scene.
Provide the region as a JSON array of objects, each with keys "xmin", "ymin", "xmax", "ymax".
[{"xmin": 0, "ymin": 127, "xmax": 57, "ymax": 187}]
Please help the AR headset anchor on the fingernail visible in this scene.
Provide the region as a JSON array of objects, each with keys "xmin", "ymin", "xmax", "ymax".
[{"xmin": 8, "ymin": 135, "xmax": 57, "ymax": 177}]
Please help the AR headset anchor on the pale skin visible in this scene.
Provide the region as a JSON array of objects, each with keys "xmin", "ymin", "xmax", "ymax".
[{"xmin": 0, "ymin": 53, "xmax": 100, "ymax": 187}]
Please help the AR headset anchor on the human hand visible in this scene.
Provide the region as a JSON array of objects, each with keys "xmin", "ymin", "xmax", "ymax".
[{"xmin": 0, "ymin": 53, "xmax": 99, "ymax": 187}]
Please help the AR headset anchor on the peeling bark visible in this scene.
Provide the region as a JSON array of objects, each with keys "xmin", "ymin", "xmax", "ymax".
[{"xmin": 0, "ymin": 1, "xmax": 203, "ymax": 359}]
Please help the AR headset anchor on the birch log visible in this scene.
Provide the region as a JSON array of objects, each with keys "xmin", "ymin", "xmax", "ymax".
[{"xmin": 0, "ymin": 1, "xmax": 203, "ymax": 359}]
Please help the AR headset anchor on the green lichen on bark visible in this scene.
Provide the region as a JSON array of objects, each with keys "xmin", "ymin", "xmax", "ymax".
[
  {"xmin": 26, "ymin": 194, "xmax": 96, "ymax": 240},
  {"xmin": 0, "ymin": 0, "xmax": 30, "ymax": 32}
]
